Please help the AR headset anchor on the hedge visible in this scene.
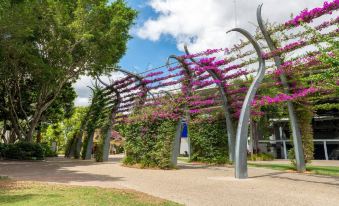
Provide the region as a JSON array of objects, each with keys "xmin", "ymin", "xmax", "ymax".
[
  {"xmin": 0, "ymin": 142, "xmax": 45, "ymax": 160},
  {"xmin": 189, "ymin": 113, "xmax": 229, "ymax": 164},
  {"xmin": 117, "ymin": 119, "xmax": 177, "ymax": 169}
]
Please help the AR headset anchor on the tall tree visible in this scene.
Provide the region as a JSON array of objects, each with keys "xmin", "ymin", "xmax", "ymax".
[{"xmin": 0, "ymin": 0, "xmax": 136, "ymax": 141}]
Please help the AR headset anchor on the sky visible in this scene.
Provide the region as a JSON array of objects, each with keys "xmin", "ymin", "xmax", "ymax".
[{"xmin": 74, "ymin": 0, "xmax": 328, "ymax": 106}]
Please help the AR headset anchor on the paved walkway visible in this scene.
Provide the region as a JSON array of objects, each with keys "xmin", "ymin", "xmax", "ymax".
[{"xmin": 1, "ymin": 156, "xmax": 339, "ymax": 206}]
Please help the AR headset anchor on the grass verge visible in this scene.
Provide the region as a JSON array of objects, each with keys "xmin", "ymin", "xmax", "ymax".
[
  {"xmin": 248, "ymin": 163, "xmax": 339, "ymax": 177},
  {"xmin": 0, "ymin": 179, "xmax": 181, "ymax": 206}
]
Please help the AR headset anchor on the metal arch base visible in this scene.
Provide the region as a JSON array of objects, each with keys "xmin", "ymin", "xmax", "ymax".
[
  {"xmin": 227, "ymin": 28, "xmax": 266, "ymax": 179},
  {"xmin": 257, "ymin": 4, "xmax": 305, "ymax": 172},
  {"xmin": 183, "ymin": 45, "xmax": 236, "ymax": 163}
]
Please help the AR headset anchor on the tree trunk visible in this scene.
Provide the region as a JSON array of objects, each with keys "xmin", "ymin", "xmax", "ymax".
[
  {"xmin": 36, "ymin": 123, "xmax": 42, "ymax": 143},
  {"xmin": 1, "ymin": 119, "xmax": 8, "ymax": 143},
  {"xmin": 74, "ymin": 131, "xmax": 83, "ymax": 159}
]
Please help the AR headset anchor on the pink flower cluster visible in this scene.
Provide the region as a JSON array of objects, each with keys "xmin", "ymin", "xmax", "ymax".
[
  {"xmin": 192, "ymin": 79, "xmax": 221, "ymax": 87},
  {"xmin": 284, "ymin": 0, "xmax": 339, "ymax": 28},
  {"xmin": 143, "ymin": 72, "xmax": 182, "ymax": 84},
  {"xmin": 148, "ymin": 80, "xmax": 180, "ymax": 90},
  {"xmin": 189, "ymin": 99, "xmax": 216, "ymax": 107},
  {"xmin": 222, "ymin": 70, "xmax": 251, "ymax": 81},
  {"xmin": 180, "ymin": 48, "xmax": 227, "ymax": 59},
  {"xmin": 145, "ymin": 71, "xmax": 164, "ymax": 78},
  {"xmin": 253, "ymin": 87, "xmax": 318, "ymax": 106},
  {"xmin": 227, "ymin": 87, "xmax": 248, "ymax": 95},
  {"xmin": 274, "ymin": 53, "xmax": 322, "ymax": 76},
  {"xmin": 262, "ymin": 40, "xmax": 306, "ymax": 59}
]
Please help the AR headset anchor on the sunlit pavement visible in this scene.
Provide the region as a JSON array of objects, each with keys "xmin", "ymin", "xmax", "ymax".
[{"xmin": 1, "ymin": 155, "xmax": 339, "ymax": 206}]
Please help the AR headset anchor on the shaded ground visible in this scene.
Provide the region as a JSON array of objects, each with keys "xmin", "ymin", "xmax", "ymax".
[{"xmin": 1, "ymin": 155, "xmax": 339, "ymax": 206}]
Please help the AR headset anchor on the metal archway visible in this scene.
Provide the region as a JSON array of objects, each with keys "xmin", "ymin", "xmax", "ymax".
[
  {"xmin": 97, "ymin": 77, "xmax": 122, "ymax": 161},
  {"xmin": 166, "ymin": 55, "xmax": 194, "ymax": 165},
  {"xmin": 114, "ymin": 68, "xmax": 154, "ymax": 107},
  {"xmin": 227, "ymin": 28, "xmax": 266, "ymax": 179},
  {"xmin": 257, "ymin": 4, "xmax": 305, "ymax": 172},
  {"xmin": 183, "ymin": 45, "xmax": 236, "ymax": 163},
  {"xmin": 83, "ymin": 83, "xmax": 107, "ymax": 160}
]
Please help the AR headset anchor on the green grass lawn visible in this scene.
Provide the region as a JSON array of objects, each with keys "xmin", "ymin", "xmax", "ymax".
[
  {"xmin": 248, "ymin": 163, "xmax": 339, "ymax": 177},
  {"xmin": 177, "ymin": 156, "xmax": 189, "ymax": 163},
  {"xmin": 0, "ymin": 180, "xmax": 181, "ymax": 206}
]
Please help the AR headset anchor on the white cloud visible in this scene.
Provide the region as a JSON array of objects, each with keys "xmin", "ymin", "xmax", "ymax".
[
  {"xmin": 137, "ymin": 0, "xmax": 327, "ymax": 53},
  {"xmin": 74, "ymin": 0, "xmax": 331, "ymax": 106},
  {"xmin": 73, "ymin": 72, "xmax": 126, "ymax": 106}
]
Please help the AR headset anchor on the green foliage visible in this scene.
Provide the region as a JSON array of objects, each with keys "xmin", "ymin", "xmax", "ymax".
[
  {"xmin": 81, "ymin": 86, "xmax": 110, "ymax": 159},
  {"xmin": 189, "ymin": 112, "xmax": 229, "ymax": 164},
  {"xmin": 288, "ymin": 103, "xmax": 314, "ymax": 166},
  {"xmin": 296, "ymin": 104, "xmax": 314, "ymax": 163},
  {"xmin": 0, "ymin": 0, "xmax": 136, "ymax": 141},
  {"xmin": 40, "ymin": 142, "xmax": 58, "ymax": 157},
  {"xmin": 248, "ymin": 153, "xmax": 274, "ymax": 161},
  {"xmin": 95, "ymin": 136, "xmax": 104, "ymax": 162},
  {"xmin": 0, "ymin": 143, "xmax": 6, "ymax": 159},
  {"xmin": 81, "ymin": 132, "xmax": 90, "ymax": 159},
  {"xmin": 301, "ymin": 23, "xmax": 339, "ymax": 113},
  {"xmin": 118, "ymin": 120, "xmax": 177, "ymax": 169},
  {"xmin": 42, "ymin": 107, "xmax": 88, "ymax": 154},
  {"xmin": 1, "ymin": 142, "xmax": 44, "ymax": 160}
]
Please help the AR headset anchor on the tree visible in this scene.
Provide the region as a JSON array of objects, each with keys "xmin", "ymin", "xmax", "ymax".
[
  {"xmin": 0, "ymin": 0, "xmax": 137, "ymax": 142},
  {"xmin": 42, "ymin": 106, "xmax": 88, "ymax": 154}
]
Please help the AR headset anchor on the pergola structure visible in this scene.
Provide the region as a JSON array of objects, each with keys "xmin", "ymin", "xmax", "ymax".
[{"xmin": 74, "ymin": 1, "xmax": 338, "ymax": 179}]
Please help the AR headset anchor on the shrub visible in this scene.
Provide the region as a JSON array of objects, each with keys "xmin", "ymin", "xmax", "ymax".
[
  {"xmin": 118, "ymin": 119, "xmax": 177, "ymax": 169},
  {"xmin": 94, "ymin": 138, "xmax": 104, "ymax": 162},
  {"xmin": 248, "ymin": 153, "xmax": 274, "ymax": 161},
  {"xmin": 0, "ymin": 143, "xmax": 7, "ymax": 159},
  {"xmin": 189, "ymin": 112, "xmax": 229, "ymax": 164},
  {"xmin": 41, "ymin": 143, "xmax": 58, "ymax": 157},
  {"xmin": 2, "ymin": 142, "xmax": 45, "ymax": 160}
]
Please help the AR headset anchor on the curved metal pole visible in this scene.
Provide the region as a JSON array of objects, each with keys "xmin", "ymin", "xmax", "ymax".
[
  {"xmin": 84, "ymin": 84, "xmax": 103, "ymax": 160},
  {"xmin": 166, "ymin": 55, "xmax": 194, "ymax": 164},
  {"xmin": 227, "ymin": 28, "xmax": 265, "ymax": 179},
  {"xmin": 257, "ymin": 4, "xmax": 305, "ymax": 172},
  {"xmin": 97, "ymin": 77, "xmax": 123, "ymax": 159},
  {"xmin": 114, "ymin": 68, "xmax": 155, "ymax": 105},
  {"xmin": 184, "ymin": 45, "xmax": 236, "ymax": 163},
  {"xmin": 158, "ymin": 90, "xmax": 174, "ymax": 99},
  {"xmin": 102, "ymin": 83, "xmax": 121, "ymax": 161}
]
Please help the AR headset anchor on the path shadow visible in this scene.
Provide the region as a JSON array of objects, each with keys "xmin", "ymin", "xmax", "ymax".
[
  {"xmin": 0, "ymin": 157, "xmax": 125, "ymax": 184},
  {"xmin": 177, "ymin": 163, "xmax": 232, "ymax": 172},
  {"xmin": 250, "ymin": 171, "xmax": 339, "ymax": 187}
]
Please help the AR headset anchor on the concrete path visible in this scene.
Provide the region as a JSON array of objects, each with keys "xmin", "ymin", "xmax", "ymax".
[{"xmin": 1, "ymin": 156, "xmax": 339, "ymax": 206}]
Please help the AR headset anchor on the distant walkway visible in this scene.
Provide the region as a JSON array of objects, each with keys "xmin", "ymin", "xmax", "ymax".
[{"xmin": 1, "ymin": 155, "xmax": 339, "ymax": 206}]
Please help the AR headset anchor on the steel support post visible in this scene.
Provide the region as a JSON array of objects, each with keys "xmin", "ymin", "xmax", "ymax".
[
  {"xmin": 183, "ymin": 45, "xmax": 236, "ymax": 163},
  {"xmin": 171, "ymin": 120, "xmax": 183, "ymax": 167},
  {"xmin": 324, "ymin": 141, "xmax": 329, "ymax": 160},
  {"xmin": 257, "ymin": 4, "xmax": 305, "ymax": 172},
  {"xmin": 227, "ymin": 28, "xmax": 266, "ymax": 179}
]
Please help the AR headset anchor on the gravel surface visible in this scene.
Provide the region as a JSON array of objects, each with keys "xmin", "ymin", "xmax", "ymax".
[{"xmin": 1, "ymin": 155, "xmax": 338, "ymax": 206}]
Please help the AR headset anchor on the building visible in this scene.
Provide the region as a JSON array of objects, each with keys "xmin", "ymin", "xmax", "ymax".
[{"xmin": 258, "ymin": 115, "xmax": 339, "ymax": 160}]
